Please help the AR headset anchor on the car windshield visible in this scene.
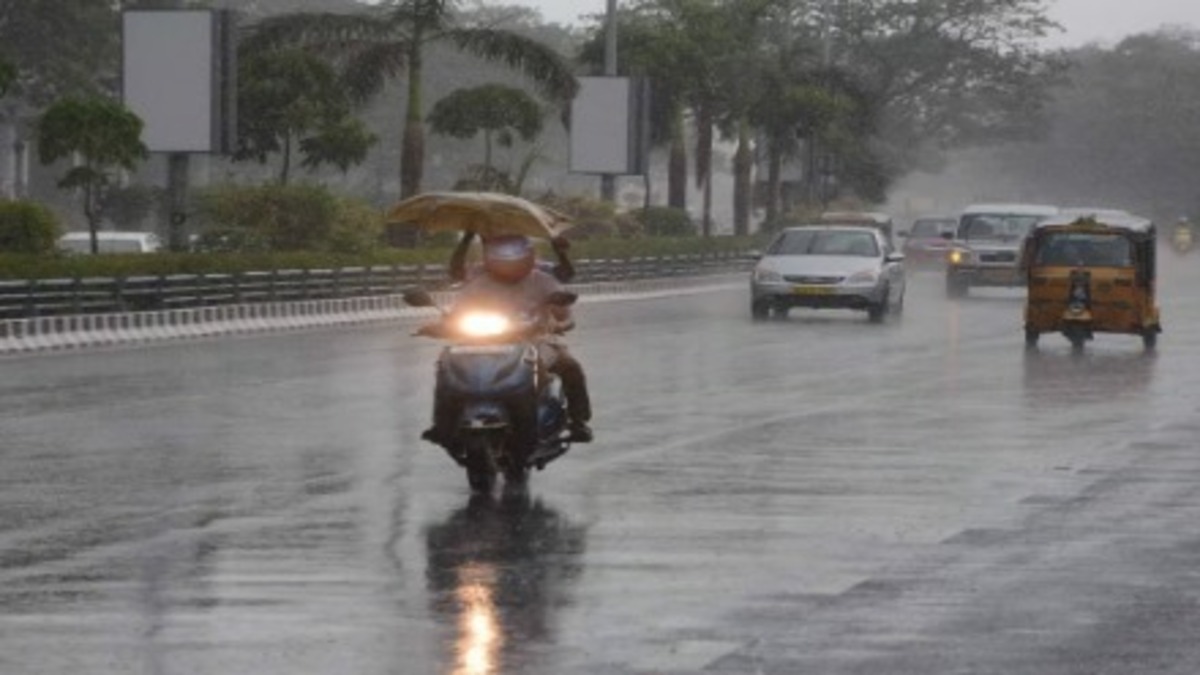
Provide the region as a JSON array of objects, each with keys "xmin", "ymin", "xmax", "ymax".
[
  {"xmin": 958, "ymin": 214, "xmax": 1044, "ymax": 242},
  {"xmin": 1035, "ymin": 232, "xmax": 1134, "ymax": 267},
  {"xmin": 769, "ymin": 230, "xmax": 880, "ymax": 257},
  {"xmin": 911, "ymin": 219, "xmax": 955, "ymax": 237}
]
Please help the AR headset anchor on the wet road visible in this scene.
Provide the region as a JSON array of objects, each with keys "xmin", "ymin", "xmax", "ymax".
[{"xmin": 3, "ymin": 253, "xmax": 1200, "ymax": 674}]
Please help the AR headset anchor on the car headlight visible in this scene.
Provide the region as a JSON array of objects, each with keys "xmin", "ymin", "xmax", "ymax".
[
  {"xmin": 754, "ymin": 267, "xmax": 784, "ymax": 283},
  {"xmin": 948, "ymin": 249, "xmax": 972, "ymax": 265},
  {"xmin": 458, "ymin": 311, "xmax": 512, "ymax": 338},
  {"xmin": 845, "ymin": 269, "xmax": 879, "ymax": 284}
]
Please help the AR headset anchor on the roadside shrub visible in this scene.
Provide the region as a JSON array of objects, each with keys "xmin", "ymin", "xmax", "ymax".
[
  {"xmin": 99, "ymin": 184, "xmax": 161, "ymax": 230},
  {"xmin": 0, "ymin": 199, "xmax": 61, "ymax": 254},
  {"xmin": 194, "ymin": 183, "xmax": 383, "ymax": 253},
  {"xmin": 636, "ymin": 206, "xmax": 695, "ymax": 237},
  {"xmin": 329, "ymin": 198, "xmax": 385, "ymax": 253},
  {"xmin": 536, "ymin": 193, "xmax": 644, "ymax": 240}
]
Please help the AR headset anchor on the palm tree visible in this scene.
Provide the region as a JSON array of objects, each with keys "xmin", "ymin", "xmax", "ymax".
[
  {"xmin": 245, "ymin": 0, "xmax": 578, "ymax": 199},
  {"xmin": 695, "ymin": 0, "xmax": 780, "ymax": 235}
]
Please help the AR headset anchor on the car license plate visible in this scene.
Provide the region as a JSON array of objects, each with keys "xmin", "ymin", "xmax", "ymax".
[{"xmin": 792, "ymin": 286, "xmax": 833, "ymax": 296}]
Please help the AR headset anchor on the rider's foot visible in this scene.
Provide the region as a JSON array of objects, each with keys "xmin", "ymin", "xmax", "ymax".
[{"xmin": 567, "ymin": 421, "xmax": 593, "ymax": 444}]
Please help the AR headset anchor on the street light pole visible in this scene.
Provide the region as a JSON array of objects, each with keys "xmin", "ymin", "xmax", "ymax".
[{"xmin": 600, "ymin": 0, "xmax": 618, "ymax": 203}]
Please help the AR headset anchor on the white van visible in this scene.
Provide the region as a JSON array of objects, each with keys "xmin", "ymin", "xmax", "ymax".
[{"xmin": 59, "ymin": 231, "xmax": 163, "ymax": 254}]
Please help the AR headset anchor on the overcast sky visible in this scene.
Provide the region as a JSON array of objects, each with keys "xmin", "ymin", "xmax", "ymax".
[{"xmin": 514, "ymin": 0, "xmax": 1200, "ymax": 47}]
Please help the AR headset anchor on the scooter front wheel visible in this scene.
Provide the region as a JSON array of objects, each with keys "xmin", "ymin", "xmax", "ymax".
[{"xmin": 462, "ymin": 435, "xmax": 498, "ymax": 493}]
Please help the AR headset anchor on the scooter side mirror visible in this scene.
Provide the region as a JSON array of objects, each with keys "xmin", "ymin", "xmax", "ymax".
[
  {"xmin": 546, "ymin": 291, "xmax": 578, "ymax": 307},
  {"xmin": 403, "ymin": 289, "xmax": 436, "ymax": 308}
]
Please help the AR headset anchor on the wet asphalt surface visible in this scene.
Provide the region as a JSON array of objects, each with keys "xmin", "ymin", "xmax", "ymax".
[{"xmin": 3, "ymin": 252, "xmax": 1200, "ymax": 675}]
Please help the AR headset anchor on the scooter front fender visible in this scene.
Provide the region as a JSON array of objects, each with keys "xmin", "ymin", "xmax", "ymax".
[{"xmin": 458, "ymin": 401, "xmax": 511, "ymax": 432}]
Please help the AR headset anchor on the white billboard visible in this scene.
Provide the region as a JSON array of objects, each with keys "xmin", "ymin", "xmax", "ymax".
[
  {"xmin": 569, "ymin": 77, "xmax": 648, "ymax": 175},
  {"xmin": 122, "ymin": 10, "xmax": 236, "ymax": 154}
]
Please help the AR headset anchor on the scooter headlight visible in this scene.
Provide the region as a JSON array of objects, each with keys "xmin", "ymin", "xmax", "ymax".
[{"xmin": 458, "ymin": 312, "xmax": 512, "ymax": 338}]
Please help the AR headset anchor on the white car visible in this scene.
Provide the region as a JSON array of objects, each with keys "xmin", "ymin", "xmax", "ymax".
[
  {"xmin": 59, "ymin": 231, "xmax": 163, "ymax": 254},
  {"xmin": 751, "ymin": 225, "xmax": 907, "ymax": 322},
  {"xmin": 945, "ymin": 203, "xmax": 1058, "ymax": 297}
]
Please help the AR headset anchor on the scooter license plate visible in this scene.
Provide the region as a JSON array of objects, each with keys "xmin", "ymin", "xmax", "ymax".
[{"xmin": 448, "ymin": 345, "xmax": 516, "ymax": 355}]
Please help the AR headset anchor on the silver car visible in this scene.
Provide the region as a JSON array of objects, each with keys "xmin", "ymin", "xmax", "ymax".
[{"xmin": 751, "ymin": 226, "xmax": 906, "ymax": 322}]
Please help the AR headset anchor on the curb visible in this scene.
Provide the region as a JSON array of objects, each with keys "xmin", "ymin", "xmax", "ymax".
[{"xmin": 0, "ymin": 274, "xmax": 744, "ymax": 356}]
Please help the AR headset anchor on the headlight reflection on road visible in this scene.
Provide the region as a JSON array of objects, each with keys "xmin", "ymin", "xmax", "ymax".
[{"xmin": 453, "ymin": 562, "xmax": 502, "ymax": 675}]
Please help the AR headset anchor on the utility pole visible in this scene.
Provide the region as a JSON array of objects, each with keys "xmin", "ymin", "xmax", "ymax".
[
  {"xmin": 164, "ymin": 0, "xmax": 189, "ymax": 252},
  {"xmin": 600, "ymin": 0, "xmax": 618, "ymax": 203}
]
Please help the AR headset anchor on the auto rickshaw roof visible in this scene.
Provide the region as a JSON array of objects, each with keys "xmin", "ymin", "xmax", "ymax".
[{"xmin": 1035, "ymin": 213, "xmax": 1155, "ymax": 233}]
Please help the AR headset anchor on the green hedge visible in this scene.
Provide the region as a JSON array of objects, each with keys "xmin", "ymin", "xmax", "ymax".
[
  {"xmin": 0, "ymin": 236, "xmax": 759, "ymax": 281},
  {"xmin": 0, "ymin": 200, "xmax": 61, "ymax": 255}
]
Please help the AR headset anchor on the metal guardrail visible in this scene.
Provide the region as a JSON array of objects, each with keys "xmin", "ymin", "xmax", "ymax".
[
  {"xmin": 0, "ymin": 252, "xmax": 752, "ymax": 319},
  {"xmin": 0, "ymin": 274, "xmax": 747, "ymax": 355}
]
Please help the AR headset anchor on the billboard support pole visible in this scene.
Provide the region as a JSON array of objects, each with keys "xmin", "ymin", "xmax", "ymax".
[
  {"xmin": 166, "ymin": 153, "xmax": 188, "ymax": 251},
  {"xmin": 165, "ymin": 0, "xmax": 188, "ymax": 253},
  {"xmin": 600, "ymin": 0, "xmax": 618, "ymax": 203}
]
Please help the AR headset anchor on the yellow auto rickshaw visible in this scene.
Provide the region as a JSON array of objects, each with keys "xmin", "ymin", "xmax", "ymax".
[{"xmin": 1022, "ymin": 214, "xmax": 1161, "ymax": 351}]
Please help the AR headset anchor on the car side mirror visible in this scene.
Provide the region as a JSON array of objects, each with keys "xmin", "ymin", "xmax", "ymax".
[
  {"xmin": 403, "ymin": 289, "xmax": 436, "ymax": 308},
  {"xmin": 546, "ymin": 291, "xmax": 578, "ymax": 307},
  {"xmin": 885, "ymin": 252, "xmax": 905, "ymax": 264}
]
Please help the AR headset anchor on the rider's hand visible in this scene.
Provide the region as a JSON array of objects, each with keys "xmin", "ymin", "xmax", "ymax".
[{"xmin": 551, "ymin": 235, "xmax": 571, "ymax": 253}]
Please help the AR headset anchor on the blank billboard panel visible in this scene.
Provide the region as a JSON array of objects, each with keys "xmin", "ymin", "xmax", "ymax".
[
  {"xmin": 123, "ymin": 11, "xmax": 231, "ymax": 153},
  {"xmin": 570, "ymin": 77, "xmax": 647, "ymax": 175}
]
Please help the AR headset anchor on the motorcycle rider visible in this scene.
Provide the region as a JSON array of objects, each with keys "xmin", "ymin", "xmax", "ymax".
[
  {"xmin": 450, "ymin": 230, "xmax": 575, "ymax": 283},
  {"xmin": 425, "ymin": 234, "xmax": 593, "ymax": 444}
]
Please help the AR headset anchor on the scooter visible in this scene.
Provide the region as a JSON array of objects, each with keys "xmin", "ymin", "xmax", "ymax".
[{"xmin": 404, "ymin": 289, "xmax": 577, "ymax": 492}]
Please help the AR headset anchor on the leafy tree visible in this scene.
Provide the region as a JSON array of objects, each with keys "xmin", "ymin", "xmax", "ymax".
[
  {"xmin": 950, "ymin": 30, "xmax": 1200, "ymax": 222},
  {"xmin": 245, "ymin": 0, "xmax": 579, "ymax": 198},
  {"xmin": 235, "ymin": 48, "xmax": 377, "ymax": 184},
  {"xmin": 0, "ymin": 0, "xmax": 119, "ymax": 105},
  {"xmin": 1, "ymin": 1, "xmax": 120, "ymax": 199},
  {"xmin": 428, "ymin": 84, "xmax": 543, "ymax": 171},
  {"xmin": 822, "ymin": 0, "xmax": 1064, "ymax": 173},
  {"xmin": 37, "ymin": 98, "xmax": 148, "ymax": 254}
]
